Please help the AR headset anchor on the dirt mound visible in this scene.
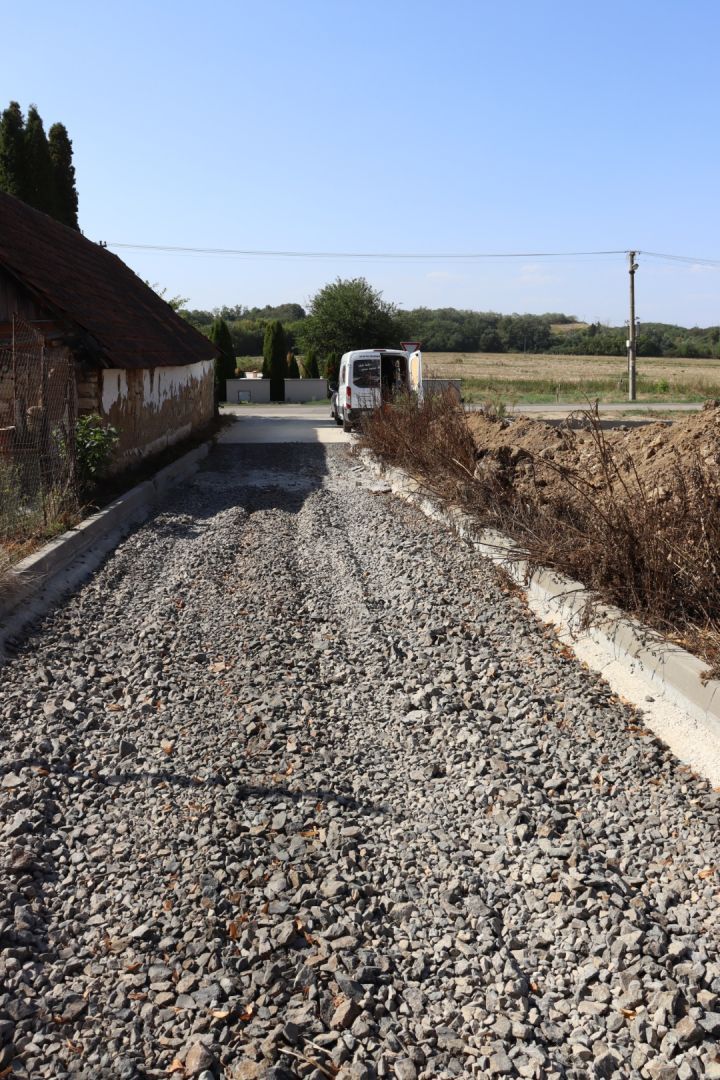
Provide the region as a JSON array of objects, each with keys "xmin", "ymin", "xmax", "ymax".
[
  {"xmin": 468, "ymin": 404, "xmax": 720, "ymax": 499},
  {"xmin": 362, "ymin": 396, "xmax": 720, "ymax": 670}
]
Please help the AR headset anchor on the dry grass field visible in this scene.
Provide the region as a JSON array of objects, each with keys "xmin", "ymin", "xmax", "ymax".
[{"xmin": 423, "ymin": 351, "xmax": 720, "ymax": 403}]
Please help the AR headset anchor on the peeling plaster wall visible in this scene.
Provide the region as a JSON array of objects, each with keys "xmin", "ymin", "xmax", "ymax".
[
  {"xmin": 101, "ymin": 369, "xmax": 128, "ymax": 414},
  {"xmin": 100, "ymin": 359, "xmax": 214, "ymax": 469}
]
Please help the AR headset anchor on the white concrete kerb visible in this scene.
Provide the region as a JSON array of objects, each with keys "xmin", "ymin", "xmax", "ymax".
[
  {"xmin": 360, "ymin": 450, "xmax": 720, "ymax": 787},
  {"xmin": 0, "ymin": 443, "xmax": 211, "ymax": 663}
]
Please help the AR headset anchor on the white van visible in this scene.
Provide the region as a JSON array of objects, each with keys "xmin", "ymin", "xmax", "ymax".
[{"xmin": 330, "ymin": 348, "xmax": 423, "ymax": 431}]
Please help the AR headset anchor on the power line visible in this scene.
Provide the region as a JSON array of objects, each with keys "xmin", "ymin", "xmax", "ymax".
[
  {"xmin": 103, "ymin": 240, "xmax": 720, "ymax": 269},
  {"xmin": 639, "ymin": 249, "xmax": 720, "ymax": 268},
  {"xmin": 105, "ymin": 242, "xmax": 629, "ymax": 262}
]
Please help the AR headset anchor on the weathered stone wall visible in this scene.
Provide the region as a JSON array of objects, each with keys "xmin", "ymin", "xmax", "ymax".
[
  {"xmin": 76, "ymin": 367, "xmax": 101, "ymax": 414},
  {"xmin": 100, "ymin": 360, "xmax": 214, "ymax": 469}
]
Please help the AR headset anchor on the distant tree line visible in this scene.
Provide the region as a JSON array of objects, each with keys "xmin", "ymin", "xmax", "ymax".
[
  {"xmin": 0, "ymin": 101, "xmax": 79, "ymax": 228},
  {"xmin": 182, "ymin": 284, "xmax": 720, "ymax": 364},
  {"xmin": 182, "ymin": 302, "xmax": 307, "ymax": 357}
]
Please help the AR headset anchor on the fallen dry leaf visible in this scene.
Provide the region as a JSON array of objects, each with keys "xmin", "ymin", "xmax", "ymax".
[
  {"xmin": 167, "ymin": 1059, "xmax": 185, "ymax": 1074},
  {"xmin": 620, "ymin": 1007, "xmax": 637, "ymax": 1019},
  {"xmin": 161, "ymin": 739, "xmax": 174, "ymax": 755},
  {"xmin": 699, "ymin": 866, "xmax": 717, "ymax": 879}
]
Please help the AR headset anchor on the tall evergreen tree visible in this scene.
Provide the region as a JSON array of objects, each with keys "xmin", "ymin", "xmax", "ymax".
[
  {"xmin": 263, "ymin": 321, "xmax": 287, "ymax": 400},
  {"xmin": 209, "ymin": 317, "xmax": 236, "ymax": 400},
  {"xmin": 24, "ymin": 105, "xmax": 54, "ymax": 215},
  {"xmin": 303, "ymin": 348, "xmax": 319, "ymax": 378},
  {"xmin": 48, "ymin": 122, "xmax": 79, "ymax": 228},
  {"xmin": 262, "ymin": 323, "xmax": 273, "ymax": 378},
  {"xmin": 0, "ymin": 101, "xmax": 27, "ymax": 199},
  {"xmin": 286, "ymin": 351, "xmax": 300, "ymax": 378}
]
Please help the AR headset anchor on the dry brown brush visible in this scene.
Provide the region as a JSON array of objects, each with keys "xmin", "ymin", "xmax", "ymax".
[{"xmin": 360, "ymin": 394, "xmax": 720, "ymax": 670}]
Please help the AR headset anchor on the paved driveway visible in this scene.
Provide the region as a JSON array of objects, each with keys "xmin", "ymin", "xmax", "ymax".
[{"xmin": 219, "ymin": 403, "xmax": 352, "ymax": 444}]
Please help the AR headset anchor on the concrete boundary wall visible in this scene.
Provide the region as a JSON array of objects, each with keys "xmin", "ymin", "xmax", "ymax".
[
  {"xmin": 361, "ymin": 450, "xmax": 720, "ymax": 786},
  {"xmin": 0, "ymin": 443, "xmax": 210, "ymax": 663},
  {"xmin": 284, "ymin": 379, "xmax": 328, "ymax": 403},
  {"xmin": 226, "ymin": 379, "xmax": 270, "ymax": 404},
  {"xmin": 225, "ymin": 379, "xmax": 328, "ymax": 404}
]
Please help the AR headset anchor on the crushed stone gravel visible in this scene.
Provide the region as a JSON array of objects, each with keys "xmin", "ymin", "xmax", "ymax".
[{"xmin": 1, "ymin": 442, "xmax": 719, "ymax": 1079}]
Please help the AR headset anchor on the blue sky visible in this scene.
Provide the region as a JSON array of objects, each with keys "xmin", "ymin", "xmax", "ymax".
[{"xmin": 4, "ymin": 0, "xmax": 720, "ymax": 325}]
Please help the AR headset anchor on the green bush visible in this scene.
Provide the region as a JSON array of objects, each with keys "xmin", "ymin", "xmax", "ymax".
[{"xmin": 75, "ymin": 414, "xmax": 118, "ymax": 491}]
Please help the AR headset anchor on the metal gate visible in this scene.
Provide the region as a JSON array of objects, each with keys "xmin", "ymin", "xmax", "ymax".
[{"xmin": 0, "ymin": 316, "xmax": 78, "ymax": 573}]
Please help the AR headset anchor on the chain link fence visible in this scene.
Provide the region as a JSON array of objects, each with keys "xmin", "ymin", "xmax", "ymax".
[{"xmin": 0, "ymin": 317, "xmax": 78, "ymax": 575}]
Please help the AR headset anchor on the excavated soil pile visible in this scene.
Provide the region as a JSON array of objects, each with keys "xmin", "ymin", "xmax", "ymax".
[
  {"xmin": 462, "ymin": 402, "xmax": 720, "ymax": 669},
  {"xmin": 467, "ymin": 402, "xmax": 720, "ymax": 502}
]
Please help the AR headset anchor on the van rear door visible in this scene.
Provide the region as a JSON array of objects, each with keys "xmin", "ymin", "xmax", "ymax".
[
  {"xmin": 351, "ymin": 353, "xmax": 381, "ymax": 409},
  {"xmin": 408, "ymin": 350, "xmax": 424, "ymax": 402}
]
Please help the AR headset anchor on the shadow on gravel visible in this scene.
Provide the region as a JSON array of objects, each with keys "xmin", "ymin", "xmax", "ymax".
[
  {"xmin": 193, "ymin": 442, "xmax": 332, "ymax": 517},
  {"xmin": 14, "ymin": 757, "xmax": 384, "ymax": 816}
]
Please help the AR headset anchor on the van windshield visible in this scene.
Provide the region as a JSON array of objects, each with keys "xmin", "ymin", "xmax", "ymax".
[{"xmin": 352, "ymin": 356, "xmax": 380, "ymax": 388}]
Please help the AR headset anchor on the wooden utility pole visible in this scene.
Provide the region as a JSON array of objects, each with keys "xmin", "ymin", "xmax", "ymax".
[{"xmin": 628, "ymin": 252, "xmax": 639, "ymax": 401}]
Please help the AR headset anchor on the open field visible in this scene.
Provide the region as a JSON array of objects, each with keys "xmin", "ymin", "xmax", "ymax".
[{"xmin": 423, "ymin": 351, "xmax": 720, "ymax": 403}]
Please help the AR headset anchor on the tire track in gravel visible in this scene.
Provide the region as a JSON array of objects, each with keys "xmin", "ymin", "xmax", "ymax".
[{"xmin": 1, "ymin": 444, "xmax": 719, "ymax": 1080}]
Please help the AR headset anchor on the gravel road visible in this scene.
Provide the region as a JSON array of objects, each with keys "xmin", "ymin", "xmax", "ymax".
[{"xmin": 1, "ymin": 443, "xmax": 720, "ymax": 1080}]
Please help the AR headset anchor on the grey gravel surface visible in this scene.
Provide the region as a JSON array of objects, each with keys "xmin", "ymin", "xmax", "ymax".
[{"xmin": 1, "ymin": 443, "xmax": 720, "ymax": 1080}]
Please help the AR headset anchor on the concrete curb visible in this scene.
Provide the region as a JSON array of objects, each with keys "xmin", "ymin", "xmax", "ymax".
[
  {"xmin": 361, "ymin": 451, "xmax": 720, "ymax": 784},
  {"xmin": 0, "ymin": 443, "xmax": 210, "ymax": 659}
]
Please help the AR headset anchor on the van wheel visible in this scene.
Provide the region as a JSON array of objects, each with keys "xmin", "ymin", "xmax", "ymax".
[
  {"xmin": 342, "ymin": 413, "xmax": 352, "ymax": 433},
  {"xmin": 335, "ymin": 413, "xmax": 343, "ymax": 426}
]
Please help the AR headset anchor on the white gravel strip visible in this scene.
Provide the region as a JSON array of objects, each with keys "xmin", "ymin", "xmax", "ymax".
[{"xmin": 1, "ymin": 443, "xmax": 719, "ymax": 1080}]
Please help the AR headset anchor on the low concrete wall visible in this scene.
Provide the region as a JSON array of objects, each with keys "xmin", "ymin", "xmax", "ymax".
[
  {"xmin": 225, "ymin": 379, "xmax": 271, "ymax": 404},
  {"xmin": 284, "ymin": 378, "xmax": 328, "ymax": 403},
  {"xmin": 225, "ymin": 379, "xmax": 329, "ymax": 404}
]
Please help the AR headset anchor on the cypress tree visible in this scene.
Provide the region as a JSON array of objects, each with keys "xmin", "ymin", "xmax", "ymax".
[
  {"xmin": 262, "ymin": 322, "xmax": 273, "ymax": 378},
  {"xmin": 304, "ymin": 348, "xmax": 319, "ymax": 378},
  {"xmin": 24, "ymin": 105, "xmax": 54, "ymax": 216},
  {"xmin": 286, "ymin": 351, "xmax": 300, "ymax": 378},
  {"xmin": 48, "ymin": 122, "xmax": 79, "ymax": 228},
  {"xmin": 0, "ymin": 101, "xmax": 27, "ymax": 199},
  {"xmin": 209, "ymin": 317, "xmax": 236, "ymax": 400},
  {"xmin": 263, "ymin": 320, "xmax": 287, "ymax": 401}
]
